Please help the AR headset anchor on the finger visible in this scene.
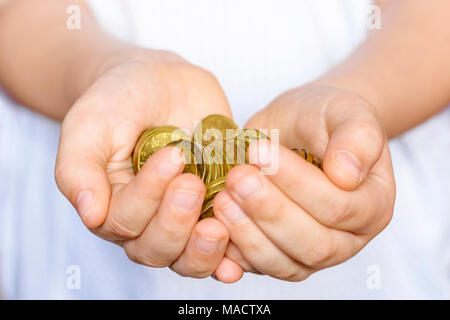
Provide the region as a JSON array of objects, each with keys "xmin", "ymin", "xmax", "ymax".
[
  {"xmin": 55, "ymin": 120, "xmax": 112, "ymax": 229},
  {"xmin": 98, "ymin": 147, "xmax": 185, "ymax": 241},
  {"xmin": 249, "ymin": 140, "xmax": 394, "ymax": 234},
  {"xmin": 224, "ymin": 165, "xmax": 363, "ymax": 269},
  {"xmin": 214, "ymin": 190, "xmax": 312, "ymax": 281},
  {"xmin": 170, "ymin": 218, "xmax": 229, "ymax": 278},
  {"xmin": 323, "ymin": 105, "xmax": 385, "ymax": 190},
  {"xmin": 213, "ymin": 257, "xmax": 245, "ymax": 283},
  {"xmin": 122, "ymin": 173, "xmax": 205, "ymax": 267},
  {"xmin": 225, "ymin": 242, "xmax": 255, "ymax": 273}
]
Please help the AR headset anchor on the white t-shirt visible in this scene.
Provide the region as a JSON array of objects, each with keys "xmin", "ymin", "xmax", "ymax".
[{"xmin": 0, "ymin": 0, "xmax": 449, "ymax": 299}]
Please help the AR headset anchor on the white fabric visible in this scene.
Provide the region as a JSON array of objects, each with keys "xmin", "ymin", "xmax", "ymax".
[{"xmin": 0, "ymin": 0, "xmax": 449, "ymax": 299}]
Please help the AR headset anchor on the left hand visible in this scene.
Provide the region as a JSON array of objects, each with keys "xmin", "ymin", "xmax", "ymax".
[{"xmin": 212, "ymin": 84, "xmax": 396, "ymax": 281}]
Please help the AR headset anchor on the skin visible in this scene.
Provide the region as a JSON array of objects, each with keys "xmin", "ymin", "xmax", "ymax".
[
  {"xmin": 0, "ymin": 0, "xmax": 238, "ymax": 280},
  {"xmin": 0, "ymin": 0, "xmax": 449, "ymax": 283},
  {"xmin": 211, "ymin": 0, "xmax": 450, "ymax": 281}
]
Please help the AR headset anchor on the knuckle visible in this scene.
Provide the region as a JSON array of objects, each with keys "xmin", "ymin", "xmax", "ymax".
[
  {"xmin": 326, "ymin": 198, "xmax": 352, "ymax": 226},
  {"xmin": 254, "ymin": 256, "xmax": 288, "ymax": 279},
  {"xmin": 130, "ymin": 241, "xmax": 173, "ymax": 268},
  {"xmin": 271, "ymin": 268, "xmax": 297, "ymax": 281},
  {"xmin": 190, "ymin": 267, "xmax": 215, "ymax": 279},
  {"xmin": 170, "ymin": 265, "xmax": 212, "ymax": 279},
  {"xmin": 124, "ymin": 247, "xmax": 140, "ymax": 264},
  {"xmin": 261, "ymin": 201, "xmax": 286, "ymax": 225},
  {"xmin": 282, "ymin": 268, "xmax": 311, "ymax": 282},
  {"xmin": 158, "ymin": 219, "xmax": 186, "ymax": 243},
  {"xmin": 302, "ymin": 238, "xmax": 333, "ymax": 268},
  {"xmin": 136, "ymin": 252, "xmax": 168, "ymax": 268},
  {"xmin": 170, "ymin": 209, "xmax": 194, "ymax": 228},
  {"xmin": 180, "ymin": 259, "xmax": 215, "ymax": 279},
  {"xmin": 135, "ymin": 242, "xmax": 176, "ymax": 268},
  {"xmin": 288, "ymin": 272, "xmax": 311, "ymax": 282},
  {"xmin": 107, "ymin": 215, "xmax": 140, "ymax": 239},
  {"xmin": 246, "ymin": 238, "xmax": 267, "ymax": 258},
  {"xmin": 244, "ymin": 247, "xmax": 280, "ymax": 275}
]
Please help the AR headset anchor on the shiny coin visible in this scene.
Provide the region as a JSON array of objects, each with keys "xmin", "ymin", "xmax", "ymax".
[
  {"xmin": 132, "ymin": 126, "xmax": 189, "ymax": 174},
  {"xmin": 205, "ymin": 176, "xmax": 227, "ymax": 202},
  {"xmin": 133, "ymin": 116, "xmax": 321, "ymax": 222},
  {"xmin": 291, "ymin": 147, "xmax": 323, "ymax": 170},
  {"xmin": 202, "ymin": 140, "xmax": 225, "ymax": 183},
  {"xmin": 200, "ymin": 198, "xmax": 215, "ymax": 220},
  {"xmin": 226, "ymin": 129, "xmax": 268, "ymax": 165},
  {"xmin": 240, "ymin": 128, "xmax": 269, "ymax": 149},
  {"xmin": 200, "ymin": 176, "xmax": 227, "ymax": 219},
  {"xmin": 193, "ymin": 114, "xmax": 239, "ymax": 145},
  {"xmin": 166, "ymin": 139, "xmax": 206, "ymax": 180},
  {"xmin": 200, "ymin": 144, "xmax": 217, "ymax": 184}
]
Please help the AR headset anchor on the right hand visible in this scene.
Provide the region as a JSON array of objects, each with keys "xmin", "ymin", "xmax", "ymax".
[
  {"xmin": 215, "ymin": 84, "xmax": 395, "ymax": 282},
  {"xmin": 55, "ymin": 48, "xmax": 238, "ymax": 279}
]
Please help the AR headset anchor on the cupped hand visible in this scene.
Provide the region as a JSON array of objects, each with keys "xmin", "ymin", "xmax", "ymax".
[
  {"xmin": 213, "ymin": 84, "xmax": 396, "ymax": 281},
  {"xmin": 55, "ymin": 48, "xmax": 233, "ymax": 278}
]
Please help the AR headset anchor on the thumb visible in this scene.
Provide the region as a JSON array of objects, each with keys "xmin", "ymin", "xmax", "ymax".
[
  {"xmin": 54, "ymin": 124, "xmax": 112, "ymax": 229},
  {"xmin": 323, "ymin": 107, "xmax": 385, "ymax": 191}
]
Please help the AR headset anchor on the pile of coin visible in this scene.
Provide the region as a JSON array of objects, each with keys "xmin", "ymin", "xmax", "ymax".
[{"xmin": 132, "ymin": 114, "xmax": 322, "ymax": 219}]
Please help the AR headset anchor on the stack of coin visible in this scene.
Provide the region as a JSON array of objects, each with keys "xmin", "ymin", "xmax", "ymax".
[
  {"xmin": 132, "ymin": 125, "xmax": 190, "ymax": 174},
  {"xmin": 132, "ymin": 114, "xmax": 322, "ymax": 220}
]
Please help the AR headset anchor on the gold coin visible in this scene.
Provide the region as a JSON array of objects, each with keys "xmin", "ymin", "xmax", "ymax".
[
  {"xmin": 241, "ymin": 128, "xmax": 268, "ymax": 149},
  {"xmin": 133, "ymin": 119, "xmax": 323, "ymax": 222},
  {"xmin": 222, "ymin": 139, "xmax": 237, "ymax": 169},
  {"xmin": 205, "ymin": 176, "xmax": 227, "ymax": 201},
  {"xmin": 291, "ymin": 147, "xmax": 323, "ymax": 170},
  {"xmin": 192, "ymin": 115, "xmax": 239, "ymax": 183},
  {"xmin": 225, "ymin": 129, "xmax": 267, "ymax": 165},
  {"xmin": 200, "ymin": 198, "xmax": 215, "ymax": 220},
  {"xmin": 165, "ymin": 139, "xmax": 207, "ymax": 180},
  {"xmin": 200, "ymin": 176, "xmax": 227, "ymax": 219},
  {"xmin": 202, "ymin": 141, "xmax": 224, "ymax": 183},
  {"xmin": 234, "ymin": 139, "xmax": 248, "ymax": 165},
  {"xmin": 205, "ymin": 161, "xmax": 223, "ymax": 184},
  {"xmin": 193, "ymin": 114, "xmax": 238, "ymax": 145},
  {"xmin": 132, "ymin": 126, "xmax": 189, "ymax": 174}
]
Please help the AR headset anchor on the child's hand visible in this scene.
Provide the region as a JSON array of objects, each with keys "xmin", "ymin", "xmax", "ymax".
[
  {"xmin": 55, "ymin": 49, "xmax": 232, "ymax": 278},
  {"xmin": 213, "ymin": 84, "xmax": 396, "ymax": 281}
]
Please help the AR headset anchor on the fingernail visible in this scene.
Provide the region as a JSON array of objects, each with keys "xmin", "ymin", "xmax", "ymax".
[
  {"xmin": 195, "ymin": 237, "xmax": 219, "ymax": 254},
  {"xmin": 220, "ymin": 200, "xmax": 247, "ymax": 224},
  {"xmin": 172, "ymin": 189, "xmax": 200, "ymax": 212},
  {"xmin": 75, "ymin": 189, "xmax": 95, "ymax": 220},
  {"xmin": 233, "ymin": 175, "xmax": 260, "ymax": 199},
  {"xmin": 334, "ymin": 150, "xmax": 362, "ymax": 182}
]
